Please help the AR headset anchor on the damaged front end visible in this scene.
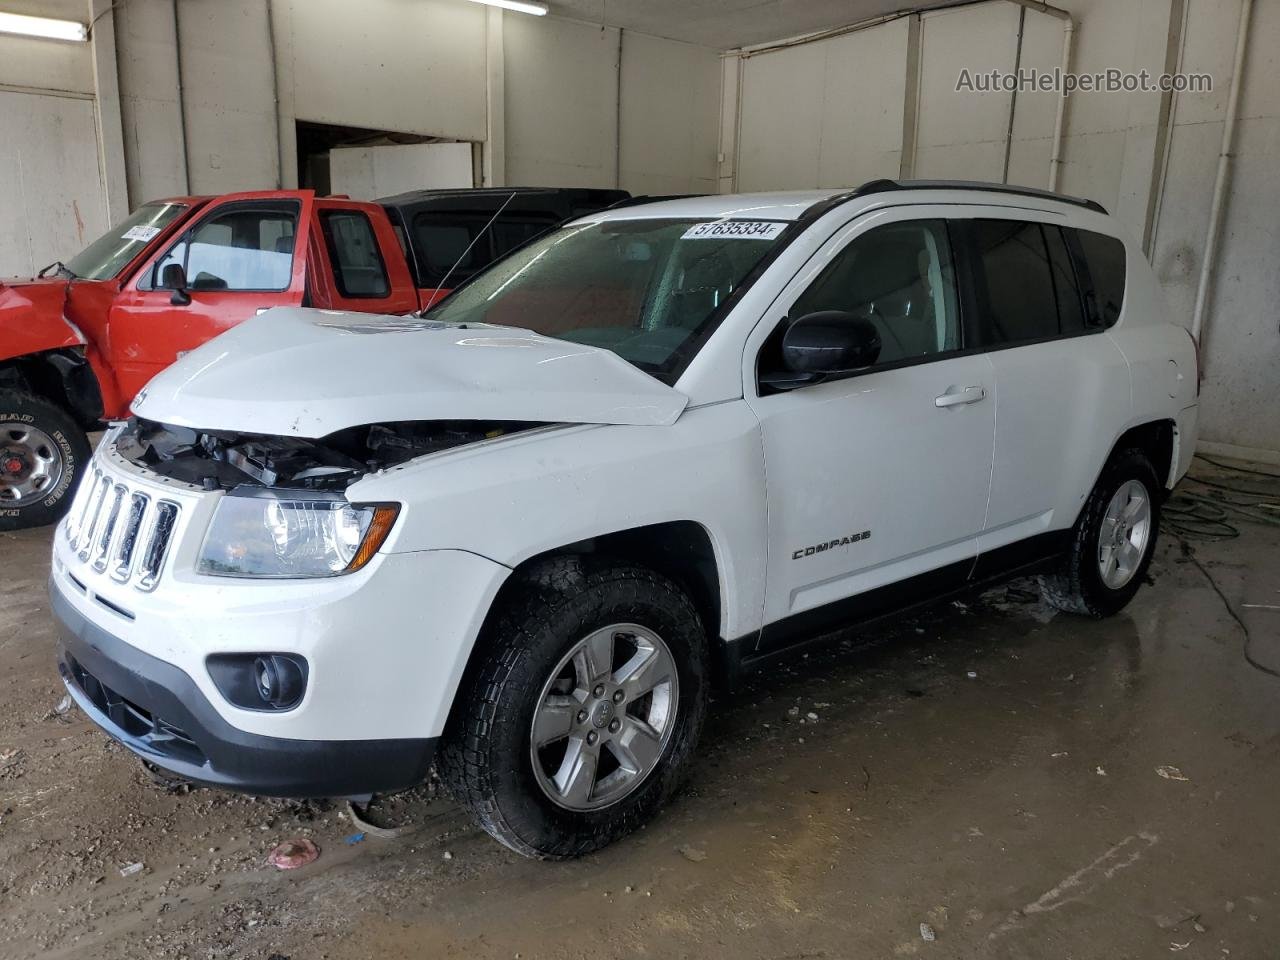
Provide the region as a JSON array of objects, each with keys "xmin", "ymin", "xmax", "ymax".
[
  {"xmin": 116, "ymin": 417, "xmax": 543, "ymax": 492},
  {"xmin": 110, "ymin": 417, "xmax": 546, "ymax": 579}
]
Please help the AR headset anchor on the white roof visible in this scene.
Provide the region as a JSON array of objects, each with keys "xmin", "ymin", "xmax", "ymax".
[{"xmin": 588, "ymin": 190, "xmax": 845, "ymax": 223}]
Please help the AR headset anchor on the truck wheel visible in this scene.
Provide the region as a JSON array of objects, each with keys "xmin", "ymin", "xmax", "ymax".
[
  {"xmin": 0, "ymin": 391, "xmax": 91, "ymax": 531},
  {"xmin": 440, "ymin": 559, "xmax": 709, "ymax": 859},
  {"xmin": 1039, "ymin": 448, "xmax": 1162, "ymax": 617}
]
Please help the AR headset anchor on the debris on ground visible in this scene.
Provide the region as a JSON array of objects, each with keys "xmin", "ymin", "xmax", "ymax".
[
  {"xmin": 806, "ymin": 712, "xmax": 819, "ymax": 721},
  {"xmin": 678, "ymin": 844, "xmax": 707, "ymax": 863},
  {"xmin": 1096, "ymin": 766, "xmax": 1107, "ymax": 776},
  {"xmin": 347, "ymin": 800, "xmax": 420, "ymax": 839},
  {"xmin": 442, "ymin": 850, "xmax": 453, "ymax": 861},
  {"xmin": 118, "ymin": 862, "xmax": 145, "ymax": 878},
  {"xmin": 1156, "ymin": 765, "xmax": 1190, "ymax": 782},
  {"xmin": 919, "ymin": 921, "xmax": 937, "ymax": 941},
  {"xmin": 344, "ymin": 832, "xmax": 366, "ymax": 845},
  {"xmin": 268, "ymin": 838, "xmax": 320, "ymax": 870},
  {"xmin": 966, "ymin": 671, "xmax": 978, "ymax": 679},
  {"xmin": 0, "ymin": 748, "xmax": 22, "ymax": 779},
  {"xmin": 42, "ymin": 694, "xmax": 75, "ymax": 721}
]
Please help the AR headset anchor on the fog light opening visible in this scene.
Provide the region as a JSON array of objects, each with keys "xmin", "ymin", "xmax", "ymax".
[{"xmin": 253, "ymin": 655, "xmax": 305, "ymax": 709}]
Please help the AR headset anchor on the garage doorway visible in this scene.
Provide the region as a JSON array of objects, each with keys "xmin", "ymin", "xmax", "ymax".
[{"xmin": 295, "ymin": 120, "xmax": 475, "ymax": 200}]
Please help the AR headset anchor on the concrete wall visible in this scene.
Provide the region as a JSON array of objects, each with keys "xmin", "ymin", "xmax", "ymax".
[
  {"xmin": 0, "ymin": 2, "xmax": 105, "ymax": 277},
  {"xmin": 736, "ymin": 18, "xmax": 910, "ymax": 190},
  {"xmin": 722, "ymin": 0, "xmax": 1280, "ymax": 456},
  {"xmin": 112, "ymin": 2, "xmax": 718, "ymax": 204},
  {"xmin": 504, "ymin": 17, "xmax": 720, "ymax": 194}
]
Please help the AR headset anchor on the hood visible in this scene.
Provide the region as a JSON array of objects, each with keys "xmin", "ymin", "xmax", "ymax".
[
  {"xmin": 132, "ymin": 308, "xmax": 689, "ymax": 436},
  {"xmin": 0, "ymin": 278, "xmax": 85, "ymax": 360}
]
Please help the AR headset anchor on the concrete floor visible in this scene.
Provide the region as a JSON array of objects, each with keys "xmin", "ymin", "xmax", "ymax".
[{"xmin": 1, "ymin": 471, "xmax": 1278, "ymax": 959}]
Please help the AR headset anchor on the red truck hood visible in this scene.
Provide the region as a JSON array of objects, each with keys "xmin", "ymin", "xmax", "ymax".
[{"xmin": 0, "ymin": 277, "xmax": 87, "ymax": 360}]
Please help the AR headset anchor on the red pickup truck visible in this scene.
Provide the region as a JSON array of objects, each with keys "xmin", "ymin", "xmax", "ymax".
[{"xmin": 0, "ymin": 186, "xmax": 627, "ymax": 530}]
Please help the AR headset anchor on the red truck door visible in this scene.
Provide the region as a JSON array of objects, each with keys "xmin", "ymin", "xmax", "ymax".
[
  {"xmin": 307, "ymin": 198, "xmax": 420, "ymax": 314},
  {"xmin": 104, "ymin": 192, "xmax": 315, "ymax": 405}
]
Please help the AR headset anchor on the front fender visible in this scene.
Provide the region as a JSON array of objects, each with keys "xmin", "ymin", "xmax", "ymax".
[{"xmin": 0, "ymin": 280, "xmax": 83, "ymax": 362}]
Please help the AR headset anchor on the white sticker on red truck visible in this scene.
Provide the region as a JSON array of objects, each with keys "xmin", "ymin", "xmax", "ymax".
[
  {"xmin": 681, "ymin": 221, "xmax": 787, "ymax": 241},
  {"xmin": 122, "ymin": 225, "xmax": 162, "ymax": 242}
]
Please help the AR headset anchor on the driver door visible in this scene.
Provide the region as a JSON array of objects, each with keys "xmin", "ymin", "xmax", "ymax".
[
  {"xmin": 106, "ymin": 195, "xmax": 313, "ymax": 404},
  {"xmin": 744, "ymin": 208, "xmax": 996, "ymax": 651}
]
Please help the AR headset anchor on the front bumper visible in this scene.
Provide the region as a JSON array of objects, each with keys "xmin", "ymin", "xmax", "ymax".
[{"xmin": 52, "ymin": 580, "xmax": 436, "ymax": 798}]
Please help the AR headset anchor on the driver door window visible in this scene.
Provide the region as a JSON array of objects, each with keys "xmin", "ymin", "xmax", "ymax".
[
  {"xmin": 151, "ymin": 206, "xmax": 299, "ymax": 292},
  {"xmin": 786, "ymin": 219, "xmax": 960, "ymax": 368}
]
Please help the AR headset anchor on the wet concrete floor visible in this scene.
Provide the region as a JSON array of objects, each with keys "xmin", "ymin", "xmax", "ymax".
[{"xmin": 1, "ymin": 471, "xmax": 1278, "ymax": 959}]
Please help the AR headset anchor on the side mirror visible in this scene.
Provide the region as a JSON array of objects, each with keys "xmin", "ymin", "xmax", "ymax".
[
  {"xmin": 160, "ymin": 263, "xmax": 191, "ymax": 306},
  {"xmin": 781, "ymin": 310, "xmax": 881, "ymax": 374}
]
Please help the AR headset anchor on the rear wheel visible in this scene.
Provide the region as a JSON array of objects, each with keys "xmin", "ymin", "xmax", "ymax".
[
  {"xmin": 0, "ymin": 391, "xmax": 90, "ymax": 531},
  {"xmin": 1040, "ymin": 448, "xmax": 1162, "ymax": 617},
  {"xmin": 440, "ymin": 559, "xmax": 709, "ymax": 859}
]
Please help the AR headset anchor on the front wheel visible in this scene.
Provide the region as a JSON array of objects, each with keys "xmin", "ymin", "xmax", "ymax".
[
  {"xmin": 1040, "ymin": 448, "xmax": 1162, "ymax": 617},
  {"xmin": 0, "ymin": 391, "xmax": 91, "ymax": 531},
  {"xmin": 440, "ymin": 559, "xmax": 709, "ymax": 859}
]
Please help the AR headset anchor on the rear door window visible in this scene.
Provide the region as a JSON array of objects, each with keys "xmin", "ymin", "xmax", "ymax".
[
  {"xmin": 320, "ymin": 210, "xmax": 389, "ymax": 298},
  {"xmin": 1074, "ymin": 229, "xmax": 1127, "ymax": 327},
  {"xmin": 970, "ymin": 220, "xmax": 1059, "ymax": 345},
  {"xmin": 968, "ymin": 218, "xmax": 1105, "ymax": 347}
]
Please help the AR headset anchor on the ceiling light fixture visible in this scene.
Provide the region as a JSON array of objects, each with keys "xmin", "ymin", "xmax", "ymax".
[
  {"xmin": 0, "ymin": 11, "xmax": 88, "ymax": 42},
  {"xmin": 463, "ymin": 0, "xmax": 549, "ymax": 16}
]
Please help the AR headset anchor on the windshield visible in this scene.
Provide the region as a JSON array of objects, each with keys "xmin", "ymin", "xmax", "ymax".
[
  {"xmin": 64, "ymin": 202, "xmax": 188, "ymax": 281},
  {"xmin": 425, "ymin": 218, "xmax": 787, "ymax": 378}
]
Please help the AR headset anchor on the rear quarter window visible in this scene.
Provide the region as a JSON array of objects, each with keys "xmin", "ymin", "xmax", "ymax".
[{"xmin": 1074, "ymin": 229, "xmax": 1127, "ymax": 327}]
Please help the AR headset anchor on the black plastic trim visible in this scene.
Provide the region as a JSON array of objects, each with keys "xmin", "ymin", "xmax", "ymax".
[
  {"xmin": 723, "ymin": 529, "xmax": 1072, "ymax": 679},
  {"xmin": 51, "ymin": 577, "xmax": 435, "ymax": 798}
]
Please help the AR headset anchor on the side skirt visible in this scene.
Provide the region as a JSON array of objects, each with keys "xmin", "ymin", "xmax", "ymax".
[{"xmin": 719, "ymin": 530, "xmax": 1070, "ymax": 687}]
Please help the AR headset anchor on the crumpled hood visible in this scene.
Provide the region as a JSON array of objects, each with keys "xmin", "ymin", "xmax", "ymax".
[{"xmin": 132, "ymin": 308, "xmax": 688, "ymax": 437}]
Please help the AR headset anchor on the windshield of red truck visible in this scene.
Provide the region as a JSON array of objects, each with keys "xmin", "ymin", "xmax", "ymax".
[{"xmin": 64, "ymin": 202, "xmax": 188, "ymax": 281}]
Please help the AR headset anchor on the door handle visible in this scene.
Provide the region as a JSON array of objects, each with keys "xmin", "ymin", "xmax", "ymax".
[{"xmin": 935, "ymin": 385, "xmax": 986, "ymax": 408}]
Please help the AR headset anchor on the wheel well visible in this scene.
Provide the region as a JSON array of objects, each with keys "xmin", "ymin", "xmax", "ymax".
[
  {"xmin": 507, "ymin": 521, "xmax": 724, "ymax": 641},
  {"xmin": 1109, "ymin": 420, "xmax": 1176, "ymax": 489},
  {"xmin": 0, "ymin": 351, "xmax": 102, "ymax": 427}
]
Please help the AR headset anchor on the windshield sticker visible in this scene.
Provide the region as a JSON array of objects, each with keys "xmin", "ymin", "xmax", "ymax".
[
  {"xmin": 122, "ymin": 225, "xmax": 162, "ymax": 242},
  {"xmin": 681, "ymin": 221, "xmax": 787, "ymax": 241}
]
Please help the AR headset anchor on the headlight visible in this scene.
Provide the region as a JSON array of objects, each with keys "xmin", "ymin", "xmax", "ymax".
[{"xmin": 197, "ymin": 490, "xmax": 399, "ymax": 578}]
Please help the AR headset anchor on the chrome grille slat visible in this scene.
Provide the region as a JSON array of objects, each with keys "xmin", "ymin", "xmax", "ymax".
[
  {"xmin": 136, "ymin": 500, "xmax": 179, "ymax": 592},
  {"xmin": 91, "ymin": 484, "xmax": 127, "ymax": 572},
  {"xmin": 108, "ymin": 492, "xmax": 150, "ymax": 583},
  {"xmin": 65, "ymin": 466, "xmax": 181, "ymax": 592},
  {"xmin": 77, "ymin": 475, "xmax": 112, "ymax": 562}
]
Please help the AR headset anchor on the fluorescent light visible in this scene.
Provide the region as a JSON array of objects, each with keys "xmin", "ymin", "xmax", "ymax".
[
  {"xmin": 464, "ymin": 0, "xmax": 549, "ymax": 15},
  {"xmin": 0, "ymin": 11, "xmax": 88, "ymax": 42}
]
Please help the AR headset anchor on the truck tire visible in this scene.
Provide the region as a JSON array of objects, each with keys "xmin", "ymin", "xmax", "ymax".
[
  {"xmin": 0, "ymin": 390, "xmax": 91, "ymax": 532},
  {"xmin": 440, "ymin": 558, "xmax": 709, "ymax": 859},
  {"xmin": 1039, "ymin": 448, "xmax": 1162, "ymax": 617}
]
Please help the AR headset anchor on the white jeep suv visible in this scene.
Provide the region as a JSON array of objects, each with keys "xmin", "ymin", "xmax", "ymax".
[{"xmin": 50, "ymin": 181, "xmax": 1199, "ymax": 858}]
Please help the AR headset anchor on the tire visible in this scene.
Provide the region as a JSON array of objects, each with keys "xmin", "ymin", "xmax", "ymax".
[
  {"xmin": 439, "ymin": 557, "xmax": 710, "ymax": 859},
  {"xmin": 0, "ymin": 390, "xmax": 91, "ymax": 532},
  {"xmin": 1039, "ymin": 448, "xmax": 1162, "ymax": 617}
]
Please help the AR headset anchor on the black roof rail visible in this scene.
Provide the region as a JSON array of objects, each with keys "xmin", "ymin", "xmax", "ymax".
[
  {"xmin": 850, "ymin": 178, "xmax": 1108, "ymax": 215},
  {"xmin": 604, "ymin": 193, "xmax": 707, "ymax": 210}
]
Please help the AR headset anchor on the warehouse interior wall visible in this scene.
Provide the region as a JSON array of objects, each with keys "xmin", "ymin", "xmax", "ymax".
[
  {"xmin": 721, "ymin": 0, "xmax": 1278, "ymax": 459},
  {"xmin": 0, "ymin": 0, "xmax": 1273, "ymax": 456},
  {"xmin": 107, "ymin": 0, "xmax": 719, "ymax": 203}
]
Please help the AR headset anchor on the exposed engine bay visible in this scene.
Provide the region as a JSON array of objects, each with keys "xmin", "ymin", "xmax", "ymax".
[{"xmin": 116, "ymin": 417, "xmax": 544, "ymax": 491}]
